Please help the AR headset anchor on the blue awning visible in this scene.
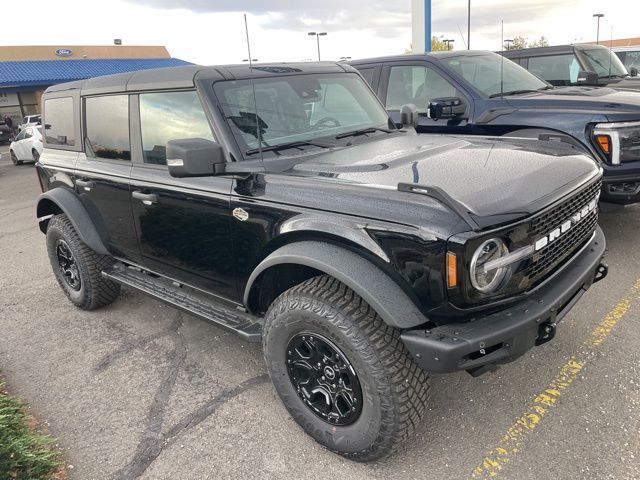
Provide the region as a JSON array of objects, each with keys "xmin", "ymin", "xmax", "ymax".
[{"xmin": 0, "ymin": 58, "xmax": 192, "ymax": 88}]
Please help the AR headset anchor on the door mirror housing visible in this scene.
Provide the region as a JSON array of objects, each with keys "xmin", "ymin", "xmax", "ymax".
[
  {"xmin": 166, "ymin": 138, "xmax": 226, "ymax": 178},
  {"xmin": 576, "ymin": 70, "xmax": 599, "ymax": 85},
  {"xmin": 427, "ymin": 97, "xmax": 466, "ymax": 120},
  {"xmin": 630, "ymin": 67, "xmax": 638, "ymax": 77}
]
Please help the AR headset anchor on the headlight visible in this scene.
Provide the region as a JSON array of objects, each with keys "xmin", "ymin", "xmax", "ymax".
[
  {"xmin": 470, "ymin": 238, "xmax": 510, "ymax": 293},
  {"xmin": 593, "ymin": 121, "xmax": 640, "ymax": 164}
]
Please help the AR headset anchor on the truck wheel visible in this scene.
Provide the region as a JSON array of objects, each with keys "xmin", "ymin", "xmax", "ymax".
[
  {"xmin": 262, "ymin": 275, "xmax": 430, "ymax": 461},
  {"xmin": 46, "ymin": 214, "xmax": 120, "ymax": 310},
  {"xmin": 32, "ymin": 149, "xmax": 40, "ymax": 163}
]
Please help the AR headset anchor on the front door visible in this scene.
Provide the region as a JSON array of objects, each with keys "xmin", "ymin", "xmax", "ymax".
[
  {"xmin": 129, "ymin": 90, "xmax": 237, "ymax": 301},
  {"xmin": 381, "ymin": 62, "xmax": 472, "ymax": 134}
]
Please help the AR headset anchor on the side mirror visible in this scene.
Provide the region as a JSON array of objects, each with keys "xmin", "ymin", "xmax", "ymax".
[
  {"xmin": 576, "ymin": 70, "xmax": 599, "ymax": 85},
  {"xmin": 166, "ymin": 138, "xmax": 226, "ymax": 178},
  {"xmin": 400, "ymin": 104, "xmax": 418, "ymax": 128},
  {"xmin": 428, "ymin": 97, "xmax": 466, "ymax": 120},
  {"xmin": 630, "ymin": 67, "xmax": 638, "ymax": 77}
]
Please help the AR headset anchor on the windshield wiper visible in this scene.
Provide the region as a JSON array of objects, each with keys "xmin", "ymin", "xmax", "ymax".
[
  {"xmin": 245, "ymin": 139, "xmax": 334, "ymax": 156},
  {"xmin": 489, "ymin": 89, "xmax": 541, "ymax": 98},
  {"xmin": 334, "ymin": 127, "xmax": 395, "ymax": 139}
]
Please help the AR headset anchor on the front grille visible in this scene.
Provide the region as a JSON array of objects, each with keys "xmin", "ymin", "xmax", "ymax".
[{"xmin": 523, "ymin": 179, "xmax": 601, "ymax": 285}]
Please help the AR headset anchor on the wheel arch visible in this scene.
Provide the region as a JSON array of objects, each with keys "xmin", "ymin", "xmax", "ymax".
[
  {"xmin": 36, "ymin": 188, "xmax": 110, "ymax": 255},
  {"xmin": 244, "ymin": 240, "xmax": 430, "ymax": 329}
]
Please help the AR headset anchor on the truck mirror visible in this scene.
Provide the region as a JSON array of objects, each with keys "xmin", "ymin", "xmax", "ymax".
[
  {"xmin": 630, "ymin": 67, "xmax": 638, "ymax": 77},
  {"xmin": 166, "ymin": 138, "xmax": 226, "ymax": 178},
  {"xmin": 576, "ymin": 70, "xmax": 599, "ymax": 85},
  {"xmin": 400, "ymin": 104, "xmax": 418, "ymax": 128},
  {"xmin": 428, "ymin": 97, "xmax": 466, "ymax": 120}
]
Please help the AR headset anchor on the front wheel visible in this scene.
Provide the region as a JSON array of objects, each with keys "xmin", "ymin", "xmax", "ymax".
[
  {"xmin": 10, "ymin": 150, "xmax": 21, "ymax": 165},
  {"xmin": 46, "ymin": 214, "xmax": 120, "ymax": 310},
  {"xmin": 263, "ymin": 275, "xmax": 430, "ymax": 461},
  {"xmin": 32, "ymin": 149, "xmax": 40, "ymax": 163}
]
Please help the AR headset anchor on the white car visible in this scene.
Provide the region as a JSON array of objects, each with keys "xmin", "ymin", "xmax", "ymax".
[
  {"xmin": 10, "ymin": 126, "xmax": 43, "ymax": 165},
  {"xmin": 18, "ymin": 114, "xmax": 41, "ymax": 132}
]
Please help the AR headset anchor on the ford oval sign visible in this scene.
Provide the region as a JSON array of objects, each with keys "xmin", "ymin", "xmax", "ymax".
[{"xmin": 55, "ymin": 48, "xmax": 73, "ymax": 57}]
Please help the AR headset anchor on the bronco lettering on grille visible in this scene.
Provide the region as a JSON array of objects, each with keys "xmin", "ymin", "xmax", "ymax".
[{"xmin": 534, "ymin": 197, "xmax": 598, "ymax": 252}]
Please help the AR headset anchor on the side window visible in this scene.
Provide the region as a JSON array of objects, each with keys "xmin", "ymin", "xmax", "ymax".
[
  {"xmin": 528, "ymin": 54, "xmax": 579, "ymax": 86},
  {"xmin": 386, "ymin": 65, "xmax": 457, "ymax": 113},
  {"xmin": 622, "ymin": 51, "xmax": 640, "ymax": 70},
  {"xmin": 85, "ymin": 95, "xmax": 131, "ymax": 161},
  {"xmin": 24, "ymin": 128, "xmax": 33, "ymax": 139},
  {"xmin": 43, "ymin": 97, "xmax": 75, "ymax": 146},
  {"xmin": 358, "ymin": 68, "xmax": 375, "ymax": 87},
  {"xmin": 15, "ymin": 130, "xmax": 26, "ymax": 141},
  {"xmin": 139, "ymin": 91, "xmax": 214, "ymax": 166}
]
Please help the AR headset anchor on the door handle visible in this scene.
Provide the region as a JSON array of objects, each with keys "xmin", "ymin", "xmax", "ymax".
[
  {"xmin": 132, "ymin": 190, "xmax": 158, "ymax": 206},
  {"xmin": 76, "ymin": 179, "xmax": 95, "ymax": 191}
]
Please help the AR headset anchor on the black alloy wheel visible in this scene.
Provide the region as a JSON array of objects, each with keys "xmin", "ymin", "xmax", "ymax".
[
  {"xmin": 287, "ymin": 332, "xmax": 362, "ymax": 426},
  {"xmin": 32, "ymin": 149, "xmax": 40, "ymax": 162},
  {"xmin": 56, "ymin": 239, "xmax": 81, "ymax": 291}
]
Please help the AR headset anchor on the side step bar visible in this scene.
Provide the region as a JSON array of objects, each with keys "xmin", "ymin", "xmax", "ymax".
[{"xmin": 102, "ymin": 266, "xmax": 262, "ymax": 342}]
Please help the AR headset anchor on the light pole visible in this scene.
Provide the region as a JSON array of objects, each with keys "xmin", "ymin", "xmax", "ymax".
[
  {"xmin": 339, "ymin": 56, "xmax": 351, "ymax": 62},
  {"xmin": 504, "ymin": 39, "xmax": 514, "ymax": 50},
  {"xmin": 593, "ymin": 13, "xmax": 604, "ymax": 44},
  {"xmin": 242, "ymin": 58, "xmax": 258, "ymax": 62},
  {"xmin": 308, "ymin": 32, "xmax": 327, "ymax": 61},
  {"xmin": 443, "ymin": 39, "xmax": 455, "ymax": 50},
  {"xmin": 467, "ymin": 0, "xmax": 471, "ymax": 50}
]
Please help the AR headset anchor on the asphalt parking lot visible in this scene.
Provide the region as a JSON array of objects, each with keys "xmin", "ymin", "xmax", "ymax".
[{"xmin": 1, "ymin": 143, "xmax": 639, "ymax": 480}]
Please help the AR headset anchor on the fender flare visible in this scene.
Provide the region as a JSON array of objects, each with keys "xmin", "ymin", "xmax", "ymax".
[
  {"xmin": 36, "ymin": 188, "xmax": 110, "ymax": 255},
  {"xmin": 244, "ymin": 241, "xmax": 429, "ymax": 329}
]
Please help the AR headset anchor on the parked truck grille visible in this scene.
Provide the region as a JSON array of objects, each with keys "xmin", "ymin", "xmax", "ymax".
[{"xmin": 524, "ymin": 179, "xmax": 601, "ymax": 285}]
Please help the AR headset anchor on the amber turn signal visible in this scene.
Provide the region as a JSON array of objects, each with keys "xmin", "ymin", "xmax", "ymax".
[
  {"xmin": 595, "ymin": 134, "xmax": 611, "ymax": 155},
  {"xmin": 447, "ymin": 252, "xmax": 457, "ymax": 289}
]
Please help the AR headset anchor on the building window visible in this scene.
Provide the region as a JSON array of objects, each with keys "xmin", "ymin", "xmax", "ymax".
[
  {"xmin": 139, "ymin": 91, "xmax": 214, "ymax": 165},
  {"xmin": 85, "ymin": 95, "xmax": 131, "ymax": 160},
  {"xmin": 43, "ymin": 97, "xmax": 75, "ymax": 146}
]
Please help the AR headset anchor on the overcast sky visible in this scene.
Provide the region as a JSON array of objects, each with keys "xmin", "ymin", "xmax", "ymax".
[{"xmin": 5, "ymin": 1, "xmax": 637, "ymax": 64}]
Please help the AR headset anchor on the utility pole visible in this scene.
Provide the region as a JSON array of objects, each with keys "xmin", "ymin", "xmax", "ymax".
[{"xmin": 467, "ymin": 0, "xmax": 471, "ymax": 50}]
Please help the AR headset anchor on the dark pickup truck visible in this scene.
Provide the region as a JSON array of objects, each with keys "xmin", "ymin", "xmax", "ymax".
[
  {"xmin": 350, "ymin": 50, "xmax": 640, "ymax": 205},
  {"xmin": 500, "ymin": 44, "xmax": 640, "ymax": 89},
  {"xmin": 36, "ymin": 62, "xmax": 606, "ymax": 461}
]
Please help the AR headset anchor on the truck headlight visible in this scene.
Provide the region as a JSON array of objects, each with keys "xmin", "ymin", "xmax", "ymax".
[
  {"xmin": 470, "ymin": 238, "xmax": 510, "ymax": 293},
  {"xmin": 593, "ymin": 121, "xmax": 640, "ymax": 164}
]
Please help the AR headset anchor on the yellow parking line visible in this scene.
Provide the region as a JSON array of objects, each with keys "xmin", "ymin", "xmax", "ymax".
[{"xmin": 471, "ymin": 279, "xmax": 640, "ymax": 479}]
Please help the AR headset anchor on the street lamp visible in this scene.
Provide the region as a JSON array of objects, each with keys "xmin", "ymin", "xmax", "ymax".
[
  {"xmin": 242, "ymin": 58, "xmax": 258, "ymax": 62},
  {"xmin": 339, "ymin": 56, "xmax": 351, "ymax": 62},
  {"xmin": 593, "ymin": 13, "xmax": 604, "ymax": 44},
  {"xmin": 308, "ymin": 32, "xmax": 327, "ymax": 61},
  {"xmin": 504, "ymin": 38, "xmax": 514, "ymax": 50},
  {"xmin": 443, "ymin": 39, "xmax": 455, "ymax": 50}
]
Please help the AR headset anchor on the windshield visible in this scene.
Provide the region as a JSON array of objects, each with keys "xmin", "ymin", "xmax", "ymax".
[
  {"xmin": 442, "ymin": 52, "xmax": 548, "ymax": 97},
  {"xmin": 214, "ymin": 72, "xmax": 392, "ymax": 155},
  {"xmin": 578, "ymin": 48, "xmax": 628, "ymax": 78}
]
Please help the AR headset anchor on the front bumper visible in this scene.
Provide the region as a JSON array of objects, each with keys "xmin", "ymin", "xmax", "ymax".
[
  {"xmin": 401, "ymin": 226, "xmax": 607, "ymax": 374},
  {"xmin": 601, "ymin": 164, "xmax": 640, "ymax": 205}
]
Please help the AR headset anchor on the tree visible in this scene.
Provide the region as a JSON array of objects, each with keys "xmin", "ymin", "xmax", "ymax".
[
  {"xmin": 404, "ymin": 36, "xmax": 452, "ymax": 54},
  {"xmin": 504, "ymin": 35, "xmax": 550, "ymax": 50}
]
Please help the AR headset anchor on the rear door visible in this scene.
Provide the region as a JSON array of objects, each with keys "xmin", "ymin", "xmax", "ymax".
[
  {"xmin": 73, "ymin": 94, "xmax": 139, "ymax": 260},
  {"xmin": 13, "ymin": 130, "xmax": 27, "ymax": 159},
  {"xmin": 380, "ymin": 61, "xmax": 473, "ymax": 134},
  {"xmin": 129, "ymin": 90, "xmax": 237, "ymax": 301}
]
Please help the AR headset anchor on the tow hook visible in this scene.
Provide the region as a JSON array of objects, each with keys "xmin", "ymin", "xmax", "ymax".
[
  {"xmin": 536, "ymin": 322, "xmax": 556, "ymax": 346},
  {"xmin": 594, "ymin": 262, "xmax": 609, "ymax": 283}
]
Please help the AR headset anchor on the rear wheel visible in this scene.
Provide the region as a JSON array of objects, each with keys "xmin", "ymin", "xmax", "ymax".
[
  {"xmin": 46, "ymin": 214, "xmax": 120, "ymax": 310},
  {"xmin": 32, "ymin": 149, "xmax": 40, "ymax": 163},
  {"xmin": 10, "ymin": 150, "xmax": 21, "ymax": 165},
  {"xmin": 263, "ymin": 275, "xmax": 430, "ymax": 461}
]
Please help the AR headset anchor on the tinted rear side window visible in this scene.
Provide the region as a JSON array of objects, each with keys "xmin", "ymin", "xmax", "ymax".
[
  {"xmin": 85, "ymin": 95, "xmax": 131, "ymax": 161},
  {"xmin": 44, "ymin": 97, "xmax": 75, "ymax": 146},
  {"xmin": 358, "ymin": 68, "xmax": 375, "ymax": 86},
  {"xmin": 139, "ymin": 91, "xmax": 214, "ymax": 165}
]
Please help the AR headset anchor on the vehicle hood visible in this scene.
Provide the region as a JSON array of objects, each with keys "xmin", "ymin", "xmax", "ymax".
[
  {"xmin": 285, "ymin": 132, "xmax": 600, "ymax": 229},
  {"xmin": 501, "ymin": 86, "xmax": 640, "ymax": 121}
]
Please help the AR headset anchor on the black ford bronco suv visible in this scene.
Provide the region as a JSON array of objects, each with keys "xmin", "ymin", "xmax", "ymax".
[{"xmin": 35, "ymin": 62, "xmax": 608, "ymax": 461}]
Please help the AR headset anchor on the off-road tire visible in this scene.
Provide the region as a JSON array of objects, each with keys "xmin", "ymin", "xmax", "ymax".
[
  {"xmin": 263, "ymin": 275, "xmax": 430, "ymax": 462},
  {"xmin": 46, "ymin": 214, "xmax": 120, "ymax": 310},
  {"xmin": 10, "ymin": 150, "xmax": 20, "ymax": 165}
]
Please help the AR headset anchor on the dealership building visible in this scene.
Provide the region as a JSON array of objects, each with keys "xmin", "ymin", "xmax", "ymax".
[{"xmin": 0, "ymin": 45, "xmax": 190, "ymax": 126}]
